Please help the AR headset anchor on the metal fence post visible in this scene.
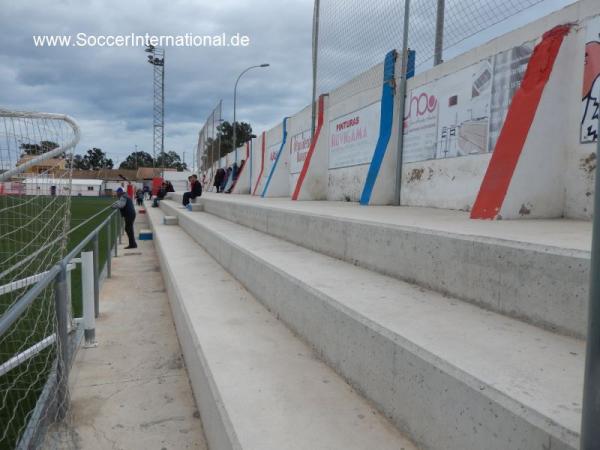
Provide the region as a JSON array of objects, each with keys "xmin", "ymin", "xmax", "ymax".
[
  {"xmin": 433, "ymin": 0, "xmax": 445, "ymax": 66},
  {"xmin": 394, "ymin": 0, "xmax": 411, "ymax": 206},
  {"xmin": 92, "ymin": 236, "xmax": 99, "ymax": 318},
  {"xmin": 81, "ymin": 251, "xmax": 96, "ymax": 347},
  {"xmin": 113, "ymin": 214, "xmax": 118, "ymax": 257},
  {"xmin": 106, "ymin": 218, "xmax": 112, "ymax": 279},
  {"xmin": 581, "ymin": 117, "xmax": 600, "ymax": 449},
  {"xmin": 54, "ymin": 264, "xmax": 69, "ymax": 421}
]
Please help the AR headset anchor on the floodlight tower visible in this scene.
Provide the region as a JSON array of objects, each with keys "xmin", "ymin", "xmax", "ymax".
[{"xmin": 145, "ymin": 44, "xmax": 165, "ymax": 176}]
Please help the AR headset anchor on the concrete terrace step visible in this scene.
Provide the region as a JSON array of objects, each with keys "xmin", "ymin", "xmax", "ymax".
[
  {"xmin": 168, "ymin": 192, "xmax": 590, "ymax": 338},
  {"xmin": 159, "ymin": 198, "xmax": 584, "ymax": 450},
  {"xmin": 145, "ymin": 205, "xmax": 417, "ymax": 450}
]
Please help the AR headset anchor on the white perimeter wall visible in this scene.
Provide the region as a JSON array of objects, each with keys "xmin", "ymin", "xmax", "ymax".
[{"xmin": 245, "ymin": 0, "xmax": 600, "ymax": 219}]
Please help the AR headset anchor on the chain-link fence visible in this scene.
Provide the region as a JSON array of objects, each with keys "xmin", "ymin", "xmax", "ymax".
[
  {"xmin": 196, "ymin": 101, "xmax": 223, "ymax": 192},
  {"xmin": 313, "ymin": 0, "xmax": 550, "ymax": 110},
  {"xmin": 0, "ymin": 110, "xmax": 79, "ymax": 450}
]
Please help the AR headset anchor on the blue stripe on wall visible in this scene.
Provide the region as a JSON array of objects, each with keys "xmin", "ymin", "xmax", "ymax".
[
  {"xmin": 261, "ymin": 117, "xmax": 289, "ymax": 197},
  {"xmin": 360, "ymin": 50, "xmax": 397, "ymax": 205}
]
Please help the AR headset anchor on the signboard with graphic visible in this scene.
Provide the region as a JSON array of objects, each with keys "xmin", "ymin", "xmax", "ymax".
[
  {"xmin": 489, "ymin": 41, "xmax": 534, "ymax": 151},
  {"xmin": 581, "ymin": 16, "xmax": 600, "ymax": 143},
  {"xmin": 328, "ymin": 101, "xmax": 381, "ymax": 169},
  {"xmin": 290, "ymin": 129, "xmax": 311, "ymax": 174}
]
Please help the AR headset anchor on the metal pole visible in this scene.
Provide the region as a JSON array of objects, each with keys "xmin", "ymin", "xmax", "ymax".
[
  {"xmin": 233, "ymin": 78, "xmax": 238, "ymax": 165},
  {"xmin": 218, "ymin": 101, "xmax": 222, "ymax": 167},
  {"xmin": 106, "ymin": 219, "xmax": 112, "ymax": 278},
  {"xmin": 233, "ymin": 66, "xmax": 269, "ymax": 165},
  {"xmin": 161, "ymin": 50, "xmax": 165, "ymax": 178},
  {"xmin": 81, "ymin": 251, "xmax": 96, "ymax": 347},
  {"xmin": 311, "ymin": 0, "xmax": 320, "ymax": 139},
  {"xmin": 113, "ymin": 215, "xmax": 118, "ymax": 257},
  {"xmin": 433, "ymin": 0, "xmax": 445, "ymax": 66},
  {"xmin": 92, "ymin": 236, "xmax": 99, "ymax": 318},
  {"xmin": 394, "ymin": 0, "xmax": 411, "ymax": 206},
  {"xmin": 54, "ymin": 265, "xmax": 69, "ymax": 420},
  {"xmin": 581, "ymin": 117, "xmax": 600, "ymax": 449},
  {"xmin": 118, "ymin": 217, "xmax": 122, "ymax": 245}
]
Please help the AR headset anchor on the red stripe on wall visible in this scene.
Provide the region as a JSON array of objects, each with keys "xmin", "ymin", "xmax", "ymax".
[
  {"xmin": 292, "ymin": 95, "xmax": 326, "ymax": 201},
  {"xmin": 470, "ymin": 25, "xmax": 571, "ymax": 219},
  {"xmin": 252, "ymin": 132, "xmax": 266, "ymax": 196}
]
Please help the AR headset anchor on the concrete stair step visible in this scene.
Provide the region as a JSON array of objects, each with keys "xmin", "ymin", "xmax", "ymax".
[
  {"xmin": 146, "ymin": 205, "xmax": 418, "ymax": 450},
  {"xmin": 159, "ymin": 199, "xmax": 584, "ymax": 450},
  {"xmin": 171, "ymin": 193, "xmax": 589, "ymax": 338}
]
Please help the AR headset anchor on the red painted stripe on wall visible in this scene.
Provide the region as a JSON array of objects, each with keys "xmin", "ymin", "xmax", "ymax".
[
  {"xmin": 470, "ymin": 25, "xmax": 571, "ymax": 219},
  {"xmin": 252, "ymin": 131, "xmax": 266, "ymax": 196},
  {"xmin": 292, "ymin": 95, "xmax": 326, "ymax": 201}
]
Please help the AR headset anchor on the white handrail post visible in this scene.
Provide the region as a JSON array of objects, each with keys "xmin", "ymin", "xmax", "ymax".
[{"xmin": 81, "ymin": 251, "xmax": 97, "ymax": 347}]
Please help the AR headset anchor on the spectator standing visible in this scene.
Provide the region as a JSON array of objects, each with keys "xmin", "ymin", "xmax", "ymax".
[{"xmin": 112, "ymin": 187, "xmax": 137, "ymax": 249}]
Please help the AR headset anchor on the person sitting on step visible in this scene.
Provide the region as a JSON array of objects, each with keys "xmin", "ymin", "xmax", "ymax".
[{"xmin": 182, "ymin": 174, "xmax": 202, "ymax": 208}]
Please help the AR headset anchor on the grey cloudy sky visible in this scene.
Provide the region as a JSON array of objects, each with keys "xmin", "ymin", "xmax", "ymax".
[{"xmin": 1, "ymin": 0, "xmax": 575, "ymax": 168}]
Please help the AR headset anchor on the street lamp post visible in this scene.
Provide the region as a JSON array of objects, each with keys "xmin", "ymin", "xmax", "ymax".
[
  {"xmin": 145, "ymin": 44, "xmax": 165, "ymax": 177},
  {"xmin": 233, "ymin": 64, "xmax": 269, "ymax": 164}
]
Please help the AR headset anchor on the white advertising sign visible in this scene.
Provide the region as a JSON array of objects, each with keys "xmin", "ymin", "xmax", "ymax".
[
  {"xmin": 436, "ymin": 59, "xmax": 492, "ymax": 159},
  {"xmin": 289, "ymin": 129, "xmax": 311, "ymax": 174},
  {"xmin": 489, "ymin": 41, "xmax": 534, "ymax": 151},
  {"xmin": 265, "ymin": 142, "xmax": 281, "ymax": 174},
  {"xmin": 403, "ymin": 59, "xmax": 493, "ymax": 162},
  {"xmin": 581, "ymin": 16, "xmax": 600, "ymax": 143},
  {"xmin": 403, "ymin": 86, "xmax": 439, "ymax": 163},
  {"xmin": 329, "ymin": 101, "xmax": 380, "ymax": 170}
]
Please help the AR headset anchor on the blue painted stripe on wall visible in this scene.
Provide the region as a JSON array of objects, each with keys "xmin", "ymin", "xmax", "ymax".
[
  {"xmin": 360, "ymin": 50, "xmax": 397, "ymax": 205},
  {"xmin": 261, "ymin": 117, "xmax": 289, "ymax": 197}
]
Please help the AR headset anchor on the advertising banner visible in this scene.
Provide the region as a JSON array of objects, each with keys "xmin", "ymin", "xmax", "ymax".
[
  {"xmin": 489, "ymin": 41, "xmax": 534, "ymax": 151},
  {"xmin": 436, "ymin": 59, "xmax": 492, "ymax": 159},
  {"xmin": 403, "ymin": 59, "xmax": 492, "ymax": 162},
  {"xmin": 581, "ymin": 16, "xmax": 600, "ymax": 144},
  {"xmin": 290, "ymin": 129, "xmax": 311, "ymax": 174},
  {"xmin": 329, "ymin": 101, "xmax": 381, "ymax": 169},
  {"xmin": 403, "ymin": 86, "xmax": 439, "ymax": 163},
  {"xmin": 265, "ymin": 141, "xmax": 281, "ymax": 174}
]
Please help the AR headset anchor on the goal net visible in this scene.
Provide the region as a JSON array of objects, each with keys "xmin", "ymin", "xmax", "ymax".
[{"xmin": 0, "ymin": 109, "xmax": 79, "ymax": 449}]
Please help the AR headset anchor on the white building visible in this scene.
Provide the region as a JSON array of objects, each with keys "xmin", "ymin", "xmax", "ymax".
[{"xmin": 23, "ymin": 178, "xmax": 104, "ymax": 196}]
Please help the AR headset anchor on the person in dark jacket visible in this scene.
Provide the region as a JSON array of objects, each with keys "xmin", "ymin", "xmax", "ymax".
[
  {"xmin": 183, "ymin": 174, "xmax": 202, "ymax": 207},
  {"xmin": 214, "ymin": 168, "xmax": 225, "ymax": 193},
  {"xmin": 112, "ymin": 187, "xmax": 137, "ymax": 249}
]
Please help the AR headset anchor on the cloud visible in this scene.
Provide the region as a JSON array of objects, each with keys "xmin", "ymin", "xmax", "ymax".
[
  {"xmin": 1, "ymin": 0, "xmax": 313, "ymax": 165},
  {"xmin": 0, "ymin": 0, "xmax": 576, "ymax": 168}
]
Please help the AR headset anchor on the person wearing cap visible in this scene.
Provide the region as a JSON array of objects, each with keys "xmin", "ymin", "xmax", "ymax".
[{"xmin": 112, "ymin": 187, "xmax": 137, "ymax": 249}]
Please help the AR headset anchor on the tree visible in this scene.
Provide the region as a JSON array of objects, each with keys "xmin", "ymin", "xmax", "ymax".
[
  {"xmin": 215, "ymin": 121, "xmax": 253, "ymax": 156},
  {"xmin": 155, "ymin": 151, "xmax": 187, "ymax": 171},
  {"xmin": 69, "ymin": 147, "xmax": 113, "ymax": 170},
  {"xmin": 119, "ymin": 151, "xmax": 154, "ymax": 170}
]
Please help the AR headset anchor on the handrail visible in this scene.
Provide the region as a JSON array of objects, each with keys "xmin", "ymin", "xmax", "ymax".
[{"xmin": 0, "ymin": 208, "xmax": 119, "ymax": 338}]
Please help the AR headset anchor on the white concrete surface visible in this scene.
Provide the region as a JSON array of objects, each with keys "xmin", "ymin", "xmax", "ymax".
[
  {"xmin": 63, "ymin": 211, "xmax": 207, "ymax": 450},
  {"xmin": 146, "ymin": 205, "xmax": 418, "ymax": 450},
  {"xmin": 159, "ymin": 199, "xmax": 584, "ymax": 450},
  {"xmin": 170, "ymin": 193, "xmax": 590, "ymax": 337}
]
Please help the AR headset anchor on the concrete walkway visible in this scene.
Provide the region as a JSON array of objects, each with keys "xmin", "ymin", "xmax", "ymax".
[{"xmin": 63, "ymin": 210, "xmax": 207, "ymax": 449}]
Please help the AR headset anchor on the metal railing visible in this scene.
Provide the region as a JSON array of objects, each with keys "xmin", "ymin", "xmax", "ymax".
[{"xmin": 0, "ymin": 208, "xmax": 123, "ymax": 449}]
